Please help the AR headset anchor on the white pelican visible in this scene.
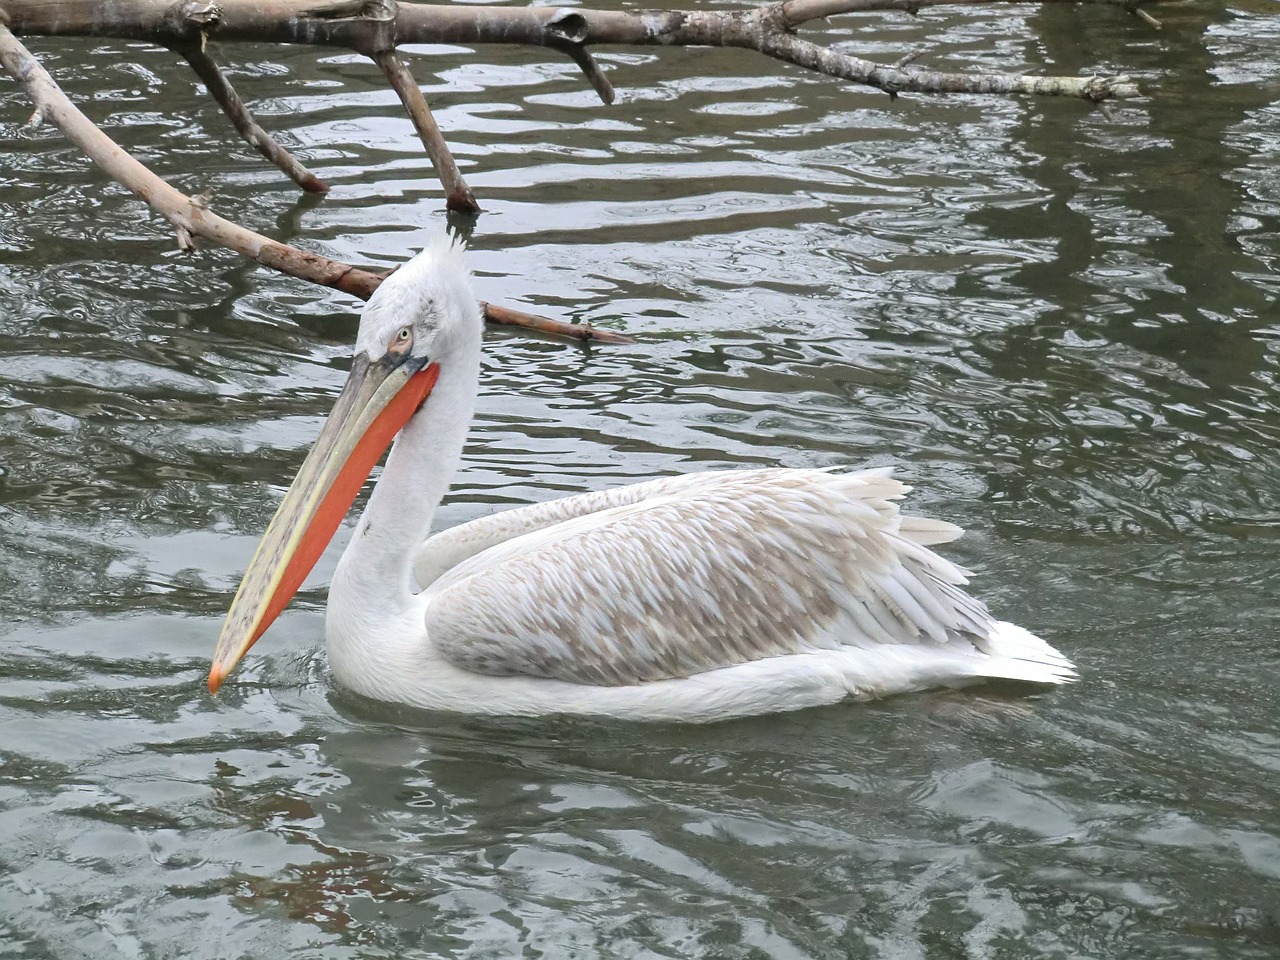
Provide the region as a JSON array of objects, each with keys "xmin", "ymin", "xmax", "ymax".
[{"xmin": 208, "ymin": 237, "xmax": 1076, "ymax": 722}]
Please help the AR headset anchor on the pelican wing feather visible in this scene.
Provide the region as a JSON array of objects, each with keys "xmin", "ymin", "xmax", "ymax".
[
  {"xmin": 414, "ymin": 471, "xmax": 730, "ymax": 589},
  {"xmin": 420, "ymin": 469, "xmax": 1011, "ymax": 687}
]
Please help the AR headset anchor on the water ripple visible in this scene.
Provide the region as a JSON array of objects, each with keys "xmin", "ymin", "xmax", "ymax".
[{"xmin": 2, "ymin": 5, "xmax": 1279, "ymax": 958}]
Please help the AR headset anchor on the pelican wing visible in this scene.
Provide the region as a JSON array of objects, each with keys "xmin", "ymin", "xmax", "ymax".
[
  {"xmin": 420, "ymin": 469, "xmax": 1009, "ymax": 687},
  {"xmin": 414, "ymin": 472, "xmax": 727, "ymax": 589}
]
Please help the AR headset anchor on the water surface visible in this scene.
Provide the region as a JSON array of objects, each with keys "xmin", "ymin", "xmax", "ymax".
[{"xmin": 2, "ymin": 2, "xmax": 1279, "ymax": 957}]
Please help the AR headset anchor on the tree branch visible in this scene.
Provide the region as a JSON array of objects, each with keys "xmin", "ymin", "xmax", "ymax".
[
  {"xmin": 1, "ymin": 0, "xmax": 1145, "ymax": 103},
  {"xmin": 549, "ymin": 38, "xmax": 615, "ymax": 107},
  {"xmin": 0, "ymin": 0, "xmax": 1152, "ymax": 347},
  {"xmin": 758, "ymin": 31, "xmax": 1137, "ymax": 100},
  {"xmin": 179, "ymin": 39, "xmax": 330, "ymax": 193},
  {"xmin": 0, "ymin": 23, "xmax": 629, "ymax": 342},
  {"xmin": 481, "ymin": 301, "xmax": 633, "ymax": 344},
  {"xmin": 372, "ymin": 49, "xmax": 479, "ymax": 214},
  {"xmin": 777, "ymin": 0, "xmax": 1166, "ymax": 28}
]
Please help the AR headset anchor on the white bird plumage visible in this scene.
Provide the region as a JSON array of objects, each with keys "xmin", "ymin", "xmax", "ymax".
[{"xmin": 211, "ymin": 236, "xmax": 1076, "ymax": 723}]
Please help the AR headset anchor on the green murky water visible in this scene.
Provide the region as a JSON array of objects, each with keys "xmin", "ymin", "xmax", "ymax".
[{"xmin": 2, "ymin": 3, "xmax": 1279, "ymax": 956}]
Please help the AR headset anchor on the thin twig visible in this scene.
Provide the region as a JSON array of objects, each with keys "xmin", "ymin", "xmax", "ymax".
[
  {"xmin": 482, "ymin": 301, "xmax": 633, "ymax": 344},
  {"xmin": 0, "ymin": 24, "xmax": 625, "ymax": 343},
  {"xmin": 893, "ymin": 49, "xmax": 924, "ymax": 70},
  {"xmin": 374, "ymin": 49, "xmax": 479, "ymax": 215},
  {"xmin": 179, "ymin": 40, "xmax": 329, "ymax": 193},
  {"xmin": 1127, "ymin": 3, "xmax": 1162, "ymax": 29}
]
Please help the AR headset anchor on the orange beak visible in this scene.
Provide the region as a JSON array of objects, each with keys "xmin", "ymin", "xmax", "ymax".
[{"xmin": 208, "ymin": 353, "xmax": 439, "ymax": 693}]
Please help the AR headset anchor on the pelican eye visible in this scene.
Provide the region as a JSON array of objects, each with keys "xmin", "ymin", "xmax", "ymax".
[{"xmin": 388, "ymin": 325, "xmax": 414, "ymax": 355}]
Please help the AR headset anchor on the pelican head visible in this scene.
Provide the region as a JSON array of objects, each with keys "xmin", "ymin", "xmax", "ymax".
[{"xmin": 208, "ymin": 235, "xmax": 479, "ymax": 693}]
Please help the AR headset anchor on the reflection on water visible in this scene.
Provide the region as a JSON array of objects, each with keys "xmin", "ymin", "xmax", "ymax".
[{"xmin": 2, "ymin": 2, "xmax": 1279, "ymax": 956}]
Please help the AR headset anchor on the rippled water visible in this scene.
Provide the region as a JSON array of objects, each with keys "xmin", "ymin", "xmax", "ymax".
[{"xmin": 3, "ymin": 2, "xmax": 1280, "ymax": 956}]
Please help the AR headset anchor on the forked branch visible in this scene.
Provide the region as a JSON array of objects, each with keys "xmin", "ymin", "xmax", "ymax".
[
  {"xmin": 0, "ymin": 0, "xmax": 1157, "ymax": 343},
  {"xmin": 0, "ymin": 24, "xmax": 629, "ymax": 342},
  {"xmin": 0, "ymin": 0, "xmax": 1146, "ymax": 208},
  {"xmin": 2, "ymin": 0, "xmax": 1147, "ymax": 104}
]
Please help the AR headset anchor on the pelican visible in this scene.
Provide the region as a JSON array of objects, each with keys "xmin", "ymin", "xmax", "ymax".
[{"xmin": 208, "ymin": 236, "xmax": 1076, "ymax": 722}]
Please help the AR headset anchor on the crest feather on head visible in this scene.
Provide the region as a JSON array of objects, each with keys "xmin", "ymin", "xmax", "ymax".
[{"xmin": 356, "ymin": 233, "xmax": 479, "ymax": 358}]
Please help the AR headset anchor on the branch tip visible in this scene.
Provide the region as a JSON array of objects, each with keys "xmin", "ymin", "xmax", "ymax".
[
  {"xmin": 180, "ymin": 41, "xmax": 330, "ymax": 192},
  {"xmin": 1133, "ymin": 7, "xmax": 1161, "ymax": 29},
  {"xmin": 481, "ymin": 302, "xmax": 635, "ymax": 344},
  {"xmin": 892, "ymin": 49, "xmax": 922, "ymax": 70},
  {"xmin": 170, "ymin": 219, "xmax": 197, "ymax": 252},
  {"xmin": 374, "ymin": 49, "xmax": 480, "ymax": 214},
  {"xmin": 552, "ymin": 40, "xmax": 615, "ymax": 105}
]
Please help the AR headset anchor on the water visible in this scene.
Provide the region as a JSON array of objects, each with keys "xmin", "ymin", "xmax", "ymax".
[{"xmin": 2, "ymin": 2, "xmax": 1279, "ymax": 956}]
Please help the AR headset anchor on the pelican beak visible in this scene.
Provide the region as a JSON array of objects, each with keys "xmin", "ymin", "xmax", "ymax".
[{"xmin": 208, "ymin": 352, "xmax": 440, "ymax": 694}]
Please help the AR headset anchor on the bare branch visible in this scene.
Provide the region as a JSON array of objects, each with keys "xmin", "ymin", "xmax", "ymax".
[
  {"xmin": 0, "ymin": 24, "xmax": 626, "ymax": 342},
  {"xmin": 373, "ymin": 49, "xmax": 479, "ymax": 214},
  {"xmin": 482, "ymin": 302, "xmax": 634, "ymax": 344},
  {"xmin": 1126, "ymin": 2, "xmax": 1161, "ymax": 29},
  {"xmin": 2, "ymin": 0, "xmax": 1145, "ymax": 103},
  {"xmin": 538, "ymin": 8, "xmax": 615, "ymax": 105},
  {"xmin": 0, "ymin": 24, "xmax": 368, "ymax": 293},
  {"xmin": 549, "ymin": 39, "xmax": 614, "ymax": 106},
  {"xmin": 759, "ymin": 31, "xmax": 1138, "ymax": 99},
  {"xmin": 778, "ymin": 0, "xmax": 1167, "ymax": 24},
  {"xmin": 179, "ymin": 41, "xmax": 330, "ymax": 193}
]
